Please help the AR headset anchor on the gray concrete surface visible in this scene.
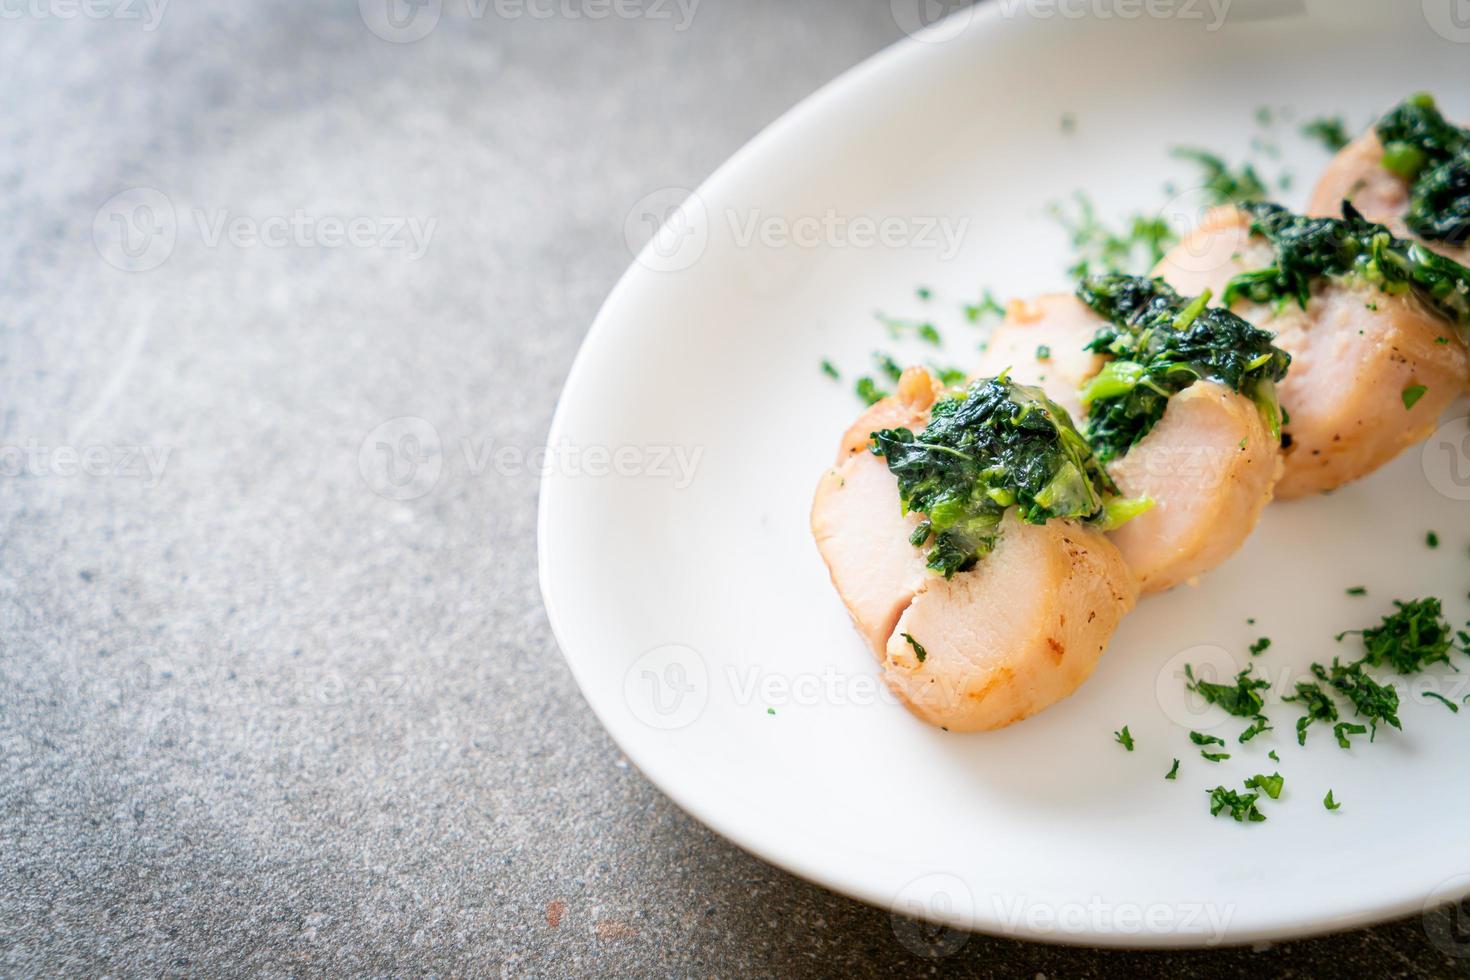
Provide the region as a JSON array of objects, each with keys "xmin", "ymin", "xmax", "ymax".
[{"xmin": 1, "ymin": 0, "xmax": 1467, "ymax": 975}]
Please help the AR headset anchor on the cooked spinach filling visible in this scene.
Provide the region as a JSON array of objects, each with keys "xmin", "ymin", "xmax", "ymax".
[
  {"xmin": 1075, "ymin": 274, "xmax": 1291, "ymax": 463},
  {"xmin": 1375, "ymin": 93, "xmax": 1470, "ymax": 247},
  {"xmin": 1223, "ymin": 202, "xmax": 1470, "ymax": 328},
  {"xmin": 871, "ymin": 377, "xmax": 1125, "ymax": 579}
]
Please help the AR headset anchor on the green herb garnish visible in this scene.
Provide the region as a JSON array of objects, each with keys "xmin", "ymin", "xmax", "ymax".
[
  {"xmin": 1425, "ymin": 691, "xmax": 1459, "ymax": 713},
  {"xmin": 1324, "ymin": 790, "xmax": 1342, "ymax": 811},
  {"xmin": 1268, "ymin": 750, "xmax": 1280, "ymax": 762},
  {"xmin": 1076, "ymin": 275, "xmax": 1291, "ymax": 462},
  {"xmin": 1050, "ymin": 193, "xmax": 1176, "ymax": 279},
  {"xmin": 901, "ymin": 632, "xmax": 928, "ymax": 664},
  {"xmin": 855, "ymin": 376, "xmax": 888, "ymax": 406},
  {"xmin": 1403, "ymin": 385, "xmax": 1429, "ymax": 410},
  {"xmin": 1209, "ymin": 786, "xmax": 1267, "ymax": 823},
  {"xmin": 1375, "ymin": 93, "xmax": 1470, "ymax": 246},
  {"xmin": 1426, "ymin": 531, "xmax": 1440, "ymax": 549},
  {"xmin": 1312, "ymin": 659, "xmax": 1401, "ymax": 740},
  {"xmin": 1190, "ymin": 731, "xmax": 1226, "ymax": 747},
  {"xmin": 1301, "ymin": 116, "xmax": 1351, "ymax": 153},
  {"xmin": 1201, "ymin": 750, "xmax": 1231, "ymax": 763},
  {"xmin": 1165, "ymin": 758, "xmax": 1180, "ymax": 780},
  {"xmin": 872, "ymin": 377, "xmax": 1121, "ymax": 578},
  {"xmin": 1250, "ymin": 637, "xmax": 1272, "ymax": 657},
  {"xmin": 1115, "ymin": 726, "xmax": 1135, "ymax": 751},
  {"xmin": 1346, "ymin": 587, "xmax": 1367, "ymax": 596},
  {"xmin": 965, "ymin": 290, "xmax": 1006, "ymax": 324},
  {"xmin": 1172, "ymin": 147, "xmax": 1269, "ymax": 206},
  {"xmin": 1285, "ymin": 681, "xmax": 1337, "ymax": 746},
  {"xmin": 1239, "ymin": 716, "xmax": 1272, "ymax": 743},
  {"xmin": 1340, "ymin": 598, "xmax": 1456, "ymax": 674},
  {"xmin": 821, "ymin": 359, "xmax": 840, "ymax": 380},
  {"xmin": 1334, "ymin": 721, "xmax": 1369, "ymax": 749},
  {"xmin": 1186, "ymin": 663, "xmax": 1271, "ymax": 718},
  {"xmin": 874, "ymin": 352, "xmax": 904, "ymax": 383},
  {"xmin": 1222, "ymin": 201, "xmax": 1470, "ymax": 328},
  {"xmin": 1244, "ymin": 772, "xmax": 1284, "ymax": 800}
]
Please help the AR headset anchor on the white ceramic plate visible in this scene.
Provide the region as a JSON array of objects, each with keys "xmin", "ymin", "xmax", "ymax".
[{"xmin": 540, "ymin": 1, "xmax": 1470, "ymax": 948}]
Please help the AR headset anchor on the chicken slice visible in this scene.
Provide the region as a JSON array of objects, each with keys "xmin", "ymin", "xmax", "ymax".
[
  {"xmin": 982, "ymin": 287, "xmax": 1280, "ymax": 593},
  {"xmin": 812, "ymin": 379, "xmax": 1137, "ymax": 732},
  {"xmin": 1106, "ymin": 381, "xmax": 1280, "ymax": 593},
  {"xmin": 976, "ymin": 295, "xmax": 1104, "ymax": 423},
  {"xmin": 881, "ymin": 511, "xmax": 1136, "ymax": 732},
  {"xmin": 1154, "ymin": 207, "xmax": 1470, "ymax": 498},
  {"xmin": 1308, "ymin": 129, "xmax": 1470, "ymax": 266}
]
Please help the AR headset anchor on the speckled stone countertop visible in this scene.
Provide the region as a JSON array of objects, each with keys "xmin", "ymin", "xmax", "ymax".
[{"xmin": 1, "ymin": 0, "xmax": 1466, "ymax": 975}]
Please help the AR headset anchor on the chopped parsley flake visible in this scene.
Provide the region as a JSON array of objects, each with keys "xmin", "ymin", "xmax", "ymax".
[
  {"xmin": 1201, "ymin": 750, "xmax": 1231, "ymax": 763},
  {"xmin": 901, "ymin": 632, "xmax": 928, "ymax": 664},
  {"xmin": 1115, "ymin": 725, "xmax": 1135, "ymax": 751},
  {"xmin": 1186, "ymin": 663, "xmax": 1271, "ymax": 718},
  {"xmin": 1313, "ymin": 659, "xmax": 1401, "ymax": 740},
  {"xmin": 1425, "ymin": 691, "xmax": 1459, "ymax": 713},
  {"xmin": 821, "ymin": 359, "xmax": 840, "ymax": 380},
  {"xmin": 1172, "ymin": 147, "xmax": 1269, "ymax": 206},
  {"xmin": 1050, "ymin": 193, "xmax": 1176, "ymax": 280},
  {"xmin": 1165, "ymin": 758, "xmax": 1180, "ymax": 780},
  {"xmin": 1035, "ymin": 344, "xmax": 1052, "ymax": 361},
  {"xmin": 1190, "ymin": 731, "xmax": 1226, "ymax": 747},
  {"xmin": 1324, "ymin": 790, "xmax": 1342, "ymax": 811},
  {"xmin": 1244, "ymin": 772, "xmax": 1284, "ymax": 800},
  {"xmin": 916, "ymin": 286, "xmax": 932, "ymax": 301},
  {"xmin": 1346, "ymin": 587, "xmax": 1367, "ymax": 596},
  {"xmin": 1268, "ymin": 750, "xmax": 1280, "ymax": 762},
  {"xmin": 1403, "ymin": 385, "xmax": 1429, "ymax": 410},
  {"xmin": 1285, "ymin": 681, "xmax": 1338, "ymax": 746},
  {"xmin": 1426, "ymin": 531, "xmax": 1440, "ymax": 549},
  {"xmin": 1301, "ymin": 116, "xmax": 1351, "ymax": 153},
  {"xmin": 1239, "ymin": 716, "xmax": 1272, "ymax": 743},
  {"xmin": 874, "ymin": 352, "xmax": 904, "ymax": 383},
  {"xmin": 855, "ymin": 376, "xmax": 888, "ymax": 406},
  {"xmin": 1209, "ymin": 786, "xmax": 1267, "ymax": 823},
  {"xmin": 1342, "ymin": 598, "xmax": 1457, "ymax": 674},
  {"xmin": 1249, "ymin": 637, "xmax": 1272, "ymax": 656},
  {"xmin": 1334, "ymin": 721, "xmax": 1369, "ymax": 749},
  {"xmin": 965, "ymin": 291, "xmax": 1006, "ymax": 324}
]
